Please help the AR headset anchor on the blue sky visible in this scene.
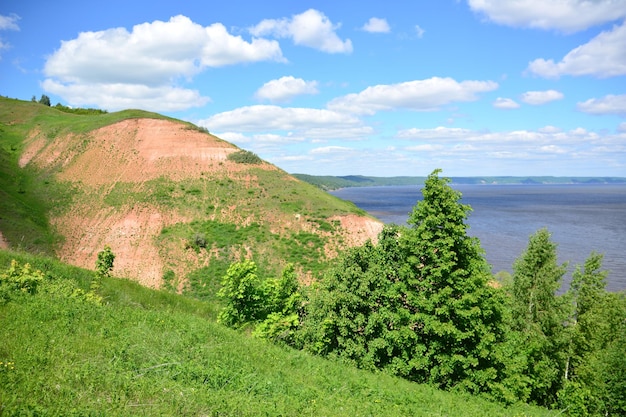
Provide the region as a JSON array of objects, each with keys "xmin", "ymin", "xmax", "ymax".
[{"xmin": 1, "ymin": 1, "xmax": 625, "ymax": 177}]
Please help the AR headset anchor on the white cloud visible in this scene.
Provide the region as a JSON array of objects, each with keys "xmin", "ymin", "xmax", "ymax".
[
  {"xmin": 362, "ymin": 17, "xmax": 390, "ymax": 33},
  {"xmin": 520, "ymin": 89, "xmax": 564, "ymax": 105},
  {"xmin": 327, "ymin": 77, "xmax": 498, "ymax": 115},
  {"xmin": 493, "ymin": 97, "xmax": 520, "ymax": 109},
  {"xmin": 577, "ymin": 94, "xmax": 626, "ymax": 116},
  {"xmin": 396, "ymin": 125, "xmax": 606, "ymax": 146},
  {"xmin": 255, "ymin": 76, "xmax": 319, "ymax": 102},
  {"xmin": 249, "ymin": 9, "xmax": 352, "ymax": 53},
  {"xmin": 310, "ymin": 146, "xmax": 353, "ymax": 154},
  {"xmin": 201, "ymin": 105, "xmax": 362, "ymax": 131},
  {"xmin": 42, "ymin": 15, "xmax": 283, "ymax": 111},
  {"xmin": 394, "ymin": 125, "xmax": 624, "ymax": 169},
  {"xmin": 468, "ymin": 0, "xmax": 626, "ymax": 32},
  {"xmin": 527, "ymin": 22, "xmax": 626, "ymax": 78},
  {"xmin": 0, "ymin": 13, "xmax": 20, "ymax": 31},
  {"xmin": 0, "ymin": 13, "xmax": 19, "ymax": 59},
  {"xmin": 42, "ymin": 79, "xmax": 209, "ymax": 112},
  {"xmin": 271, "ymin": 124, "xmax": 625, "ymax": 176},
  {"xmin": 618, "ymin": 122, "xmax": 626, "ymax": 132}
]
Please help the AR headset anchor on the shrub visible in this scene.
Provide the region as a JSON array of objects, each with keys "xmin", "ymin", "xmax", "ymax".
[
  {"xmin": 227, "ymin": 150, "xmax": 263, "ymax": 165},
  {"xmin": 0, "ymin": 260, "xmax": 44, "ymax": 302},
  {"xmin": 96, "ymin": 245, "xmax": 115, "ymax": 278}
]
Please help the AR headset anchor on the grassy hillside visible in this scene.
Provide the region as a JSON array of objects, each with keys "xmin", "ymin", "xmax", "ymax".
[
  {"xmin": 0, "ymin": 97, "xmax": 378, "ymax": 293},
  {"xmin": 0, "ymin": 249, "xmax": 551, "ymax": 416},
  {"xmin": 293, "ymin": 174, "xmax": 626, "ymax": 190}
]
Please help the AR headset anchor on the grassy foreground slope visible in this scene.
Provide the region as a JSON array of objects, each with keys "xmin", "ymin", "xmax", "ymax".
[
  {"xmin": 0, "ymin": 97, "xmax": 381, "ymax": 292},
  {"xmin": 0, "ymin": 249, "xmax": 550, "ymax": 416}
]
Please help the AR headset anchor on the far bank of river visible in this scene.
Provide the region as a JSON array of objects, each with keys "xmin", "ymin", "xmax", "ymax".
[{"xmin": 331, "ymin": 184, "xmax": 626, "ymax": 292}]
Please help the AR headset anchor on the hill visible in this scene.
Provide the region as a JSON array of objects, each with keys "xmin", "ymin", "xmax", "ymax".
[
  {"xmin": 0, "ymin": 249, "xmax": 551, "ymax": 416},
  {"xmin": 293, "ymin": 174, "xmax": 626, "ymax": 190},
  {"xmin": 0, "ymin": 97, "xmax": 381, "ymax": 293}
]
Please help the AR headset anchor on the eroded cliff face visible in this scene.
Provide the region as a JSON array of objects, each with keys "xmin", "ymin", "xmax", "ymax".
[{"xmin": 18, "ymin": 118, "xmax": 382, "ymax": 288}]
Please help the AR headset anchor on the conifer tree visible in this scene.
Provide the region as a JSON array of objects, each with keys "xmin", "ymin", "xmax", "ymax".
[{"xmin": 300, "ymin": 170, "xmax": 506, "ymax": 394}]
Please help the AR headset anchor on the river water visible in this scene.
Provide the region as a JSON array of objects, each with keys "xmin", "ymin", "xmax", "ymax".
[{"xmin": 330, "ymin": 184, "xmax": 626, "ymax": 292}]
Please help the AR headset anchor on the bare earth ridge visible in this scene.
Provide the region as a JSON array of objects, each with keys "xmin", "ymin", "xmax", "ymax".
[{"xmin": 18, "ymin": 118, "xmax": 382, "ymax": 287}]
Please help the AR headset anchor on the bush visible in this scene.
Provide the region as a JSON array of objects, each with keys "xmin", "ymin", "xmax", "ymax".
[
  {"xmin": 0, "ymin": 260, "xmax": 44, "ymax": 303},
  {"xmin": 217, "ymin": 261, "xmax": 302, "ymax": 342},
  {"xmin": 227, "ymin": 150, "xmax": 263, "ymax": 165},
  {"xmin": 96, "ymin": 245, "xmax": 115, "ymax": 278}
]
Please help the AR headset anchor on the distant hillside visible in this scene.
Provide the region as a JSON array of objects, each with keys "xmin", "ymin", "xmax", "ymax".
[
  {"xmin": 293, "ymin": 174, "xmax": 626, "ymax": 190},
  {"xmin": 0, "ymin": 97, "xmax": 382, "ymax": 293}
]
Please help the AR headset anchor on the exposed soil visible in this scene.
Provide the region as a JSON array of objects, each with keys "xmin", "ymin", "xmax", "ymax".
[
  {"xmin": 330, "ymin": 214, "xmax": 383, "ymax": 247},
  {"xmin": 20, "ymin": 118, "xmax": 382, "ymax": 287}
]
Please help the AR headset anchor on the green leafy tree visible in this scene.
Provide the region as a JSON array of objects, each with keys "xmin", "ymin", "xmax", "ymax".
[
  {"xmin": 253, "ymin": 264, "xmax": 302, "ymax": 344},
  {"xmin": 559, "ymin": 253, "xmax": 626, "ymax": 416},
  {"xmin": 217, "ymin": 260, "xmax": 263, "ymax": 328},
  {"xmin": 217, "ymin": 261, "xmax": 302, "ymax": 337},
  {"xmin": 38, "ymin": 94, "xmax": 51, "ymax": 106},
  {"xmin": 510, "ymin": 228, "xmax": 569, "ymax": 406},
  {"xmin": 95, "ymin": 245, "xmax": 115, "ymax": 278}
]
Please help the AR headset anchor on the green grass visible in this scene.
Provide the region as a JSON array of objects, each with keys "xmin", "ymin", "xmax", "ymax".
[{"xmin": 0, "ymin": 249, "xmax": 551, "ymax": 416}]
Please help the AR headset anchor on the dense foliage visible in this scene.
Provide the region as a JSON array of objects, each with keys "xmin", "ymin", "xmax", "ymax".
[
  {"xmin": 298, "ymin": 170, "xmax": 507, "ymax": 394},
  {"xmin": 217, "ymin": 169, "xmax": 626, "ymax": 415}
]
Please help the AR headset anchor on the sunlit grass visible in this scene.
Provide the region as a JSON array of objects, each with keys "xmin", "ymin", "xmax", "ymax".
[{"xmin": 0, "ymin": 249, "xmax": 550, "ymax": 416}]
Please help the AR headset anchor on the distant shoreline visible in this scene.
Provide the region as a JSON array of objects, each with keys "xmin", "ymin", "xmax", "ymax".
[{"xmin": 293, "ymin": 174, "xmax": 626, "ymax": 191}]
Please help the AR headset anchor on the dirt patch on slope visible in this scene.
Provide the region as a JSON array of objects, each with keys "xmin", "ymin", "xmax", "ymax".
[
  {"xmin": 53, "ymin": 204, "xmax": 186, "ymax": 288},
  {"xmin": 331, "ymin": 214, "xmax": 383, "ymax": 246}
]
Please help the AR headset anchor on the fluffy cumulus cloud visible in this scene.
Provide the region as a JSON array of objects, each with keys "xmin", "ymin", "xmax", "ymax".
[
  {"xmin": 42, "ymin": 15, "xmax": 284, "ymax": 111},
  {"xmin": 249, "ymin": 9, "xmax": 352, "ymax": 53},
  {"xmin": 521, "ymin": 89, "xmax": 564, "ymax": 105},
  {"xmin": 327, "ymin": 77, "xmax": 498, "ymax": 115},
  {"xmin": 255, "ymin": 76, "xmax": 319, "ymax": 102},
  {"xmin": 493, "ymin": 97, "xmax": 520, "ymax": 109},
  {"xmin": 468, "ymin": 0, "xmax": 626, "ymax": 32},
  {"xmin": 362, "ymin": 17, "xmax": 391, "ymax": 33},
  {"xmin": 527, "ymin": 22, "xmax": 626, "ymax": 78},
  {"xmin": 577, "ymin": 94, "xmax": 626, "ymax": 116}
]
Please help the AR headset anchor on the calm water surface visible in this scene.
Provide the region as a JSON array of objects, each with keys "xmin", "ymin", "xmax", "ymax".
[{"xmin": 331, "ymin": 184, "xmax": 626, "ymax": 291}]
